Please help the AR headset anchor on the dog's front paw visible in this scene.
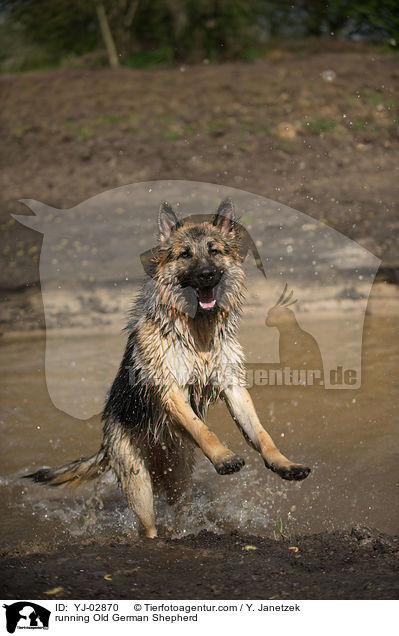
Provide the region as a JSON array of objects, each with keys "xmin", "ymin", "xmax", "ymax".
[
  {"xmin": 265, "ymin": 461, "xmax": 311, "ymax": 481},
  {"xmin": 215, "ymin": 454, "xmax": 245, "ymax": 475}
]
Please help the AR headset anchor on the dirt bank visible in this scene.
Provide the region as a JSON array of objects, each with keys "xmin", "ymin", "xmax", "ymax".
[
  {"xmin": 1, "ymin": 527, "xmax": 398, "ymax": 600},
  {"xmin": 1, "ymin": 45, "xmax": 399, "ymax": 303}
]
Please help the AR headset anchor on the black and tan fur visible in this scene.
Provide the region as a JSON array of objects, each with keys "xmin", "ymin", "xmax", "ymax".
[{"xmin": 25, "ymin": 199, "xmax": 310, "ymax": 538}]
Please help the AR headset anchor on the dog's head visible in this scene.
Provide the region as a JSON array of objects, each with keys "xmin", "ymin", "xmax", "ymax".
[{"xmin": 148, "ymin": 198, "xmax": 246, "ymax": 317}]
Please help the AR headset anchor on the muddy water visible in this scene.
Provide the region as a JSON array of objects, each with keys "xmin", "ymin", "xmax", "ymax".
[{"xmin": 1, "ymin": 314, "xmax": 398, "ymax": 553}]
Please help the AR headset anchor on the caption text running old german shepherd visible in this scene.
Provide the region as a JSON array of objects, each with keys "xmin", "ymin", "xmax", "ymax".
[{"xmin": 26, "ymin": 199, "xmax": 310, "ymax": 538}]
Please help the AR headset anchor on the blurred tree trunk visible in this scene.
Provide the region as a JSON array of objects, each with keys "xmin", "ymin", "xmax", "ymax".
[
  {"xmin": 101, "ymin": 0, "xmax": 140, "ymax": 58},
  {"xmin": 95, "ymin": 1, "xmax": 119, "ymax": 67},
  {"xmin": 165, "ymin": 0, "xmax": 188, "ymax": 58},
  {"xmin": 123, "ymin": 0, "xmax": 140, "ymax": 29},
  {"xmin": 111, "ymin": 0, "xmax": 140, "ymax": 57},
  {"xmin": 165, "ymin": 0, "xmax": 187, "ymax": 36}
]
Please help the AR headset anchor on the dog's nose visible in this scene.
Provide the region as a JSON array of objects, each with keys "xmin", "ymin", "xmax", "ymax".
[{"xmin": 197, "ymin": 267, "xmax": 217, "ymax": 284}]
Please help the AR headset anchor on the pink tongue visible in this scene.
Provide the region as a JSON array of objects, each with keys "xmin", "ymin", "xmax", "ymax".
[{"xmin": 198, "ymin": 288, "xmax": 216, "ymax": 309}]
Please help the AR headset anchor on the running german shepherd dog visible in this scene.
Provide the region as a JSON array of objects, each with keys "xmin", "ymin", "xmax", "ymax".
[{"xmin": 25, "ymin": 199, "xmax": 310, "ymax": 537}]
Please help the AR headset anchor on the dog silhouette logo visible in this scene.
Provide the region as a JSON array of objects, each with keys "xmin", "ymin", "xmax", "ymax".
[
  {"xmin": 3, "ymin": 602, "xmax": 50, "ymax": 633},
  {"xmin": 12, "ymin": 181, "xmax": 380, "ymax": 416}
]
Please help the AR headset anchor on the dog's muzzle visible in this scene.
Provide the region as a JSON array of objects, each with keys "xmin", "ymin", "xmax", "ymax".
[{"xmin": 192, "ymin": 266, "xmax": 223, "ymax": 311}]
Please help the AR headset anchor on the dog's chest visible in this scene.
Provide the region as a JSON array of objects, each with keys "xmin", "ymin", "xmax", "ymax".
[{"xmin": 163, "ymin": 333, "xmax": 243, "ymax": 391}]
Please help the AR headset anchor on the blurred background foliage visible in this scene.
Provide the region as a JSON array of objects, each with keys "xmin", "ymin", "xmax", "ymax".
[{"xmin": 0, "ymin": 0, "xmax": 398, "ymax": 72}]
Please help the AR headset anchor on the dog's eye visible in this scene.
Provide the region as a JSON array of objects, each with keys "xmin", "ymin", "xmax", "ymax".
[
  {"xmin": 179, "ymin": 249, "xmax": 192, "ymax": 259},
  {"xmin": 209, "ymin": 246, "xmax": 221, "ymax": 256}
]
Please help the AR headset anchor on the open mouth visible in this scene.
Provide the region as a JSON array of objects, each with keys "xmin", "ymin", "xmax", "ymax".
[{"xmin": 195, "ymin": 286, "xmax": 217, "ymax": 310}]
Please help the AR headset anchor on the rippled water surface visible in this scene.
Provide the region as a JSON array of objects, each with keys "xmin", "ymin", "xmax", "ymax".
[{"xmin": 1, "ymin": 314, "xmax": 398, "ymax": 553}]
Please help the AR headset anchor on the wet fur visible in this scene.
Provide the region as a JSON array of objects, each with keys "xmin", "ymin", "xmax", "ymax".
[{"xmin": 24, "ymin": 199, "xmax": 310, "ymax": 538}]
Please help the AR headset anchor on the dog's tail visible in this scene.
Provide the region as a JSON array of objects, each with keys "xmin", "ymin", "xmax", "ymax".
[{"xmin": 23, "ymin": 447, "xmax": 109, "ymax": 487}]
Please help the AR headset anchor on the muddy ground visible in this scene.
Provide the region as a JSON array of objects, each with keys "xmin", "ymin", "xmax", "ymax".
[
  {"xmin": 4, "ymin": 383, "xmax": 398, "ymax": 601},
  {"xmin": 1, "ymin": 527, "xmax": 398, "ymax": 600},
  {"xmin": 1, "ymin": 43, "xmax": 398, "ymax": 599}
]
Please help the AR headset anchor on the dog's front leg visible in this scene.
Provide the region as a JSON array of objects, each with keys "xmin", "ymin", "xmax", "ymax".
[
  {"xmin": 223, "ymin": 385, "xmax": 311, "ymax": 481},
  {"xmin": 164, "ymin": 386, "xmax": 245, "ymax": 475}
]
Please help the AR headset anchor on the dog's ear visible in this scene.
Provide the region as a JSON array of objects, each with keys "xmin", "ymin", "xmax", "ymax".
[
  {"xmin": 158, "ymin": 201, "xmax": 179, "ymax": 242},
  {"xmin": 213, "ymin": 198, "xmax": 236, "ymax": 234}
]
